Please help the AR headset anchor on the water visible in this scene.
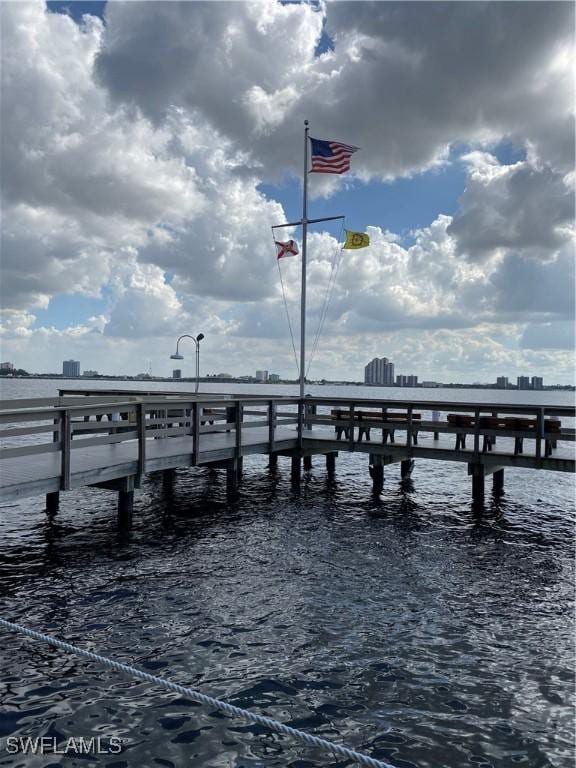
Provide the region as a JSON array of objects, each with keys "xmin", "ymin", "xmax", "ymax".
[{"xmin": 0, "ymin": 380, "xmax": 574, "ymax": 767}]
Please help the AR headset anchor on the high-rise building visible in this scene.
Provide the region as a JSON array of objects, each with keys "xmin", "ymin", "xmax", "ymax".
[
  {"xmin": 0, "ymin": 362, "xmax": 15, "ymax": 371},
  {"xmin": 531, "ymin": 376, "xmax": 543, "ymax": 390},
  {"xmin": 62, "ymin": 360, "xmax": 80, "ymax": 377},
  {"xmin": 256, "ymin": 370, "xmax": 269, "ymax": 382},
  {"xmin": 496, "ymin": 376, "xmax": 509, "ymax": 389},
  {"xmin": 396, "ymin": 374, "xmax": 407, "ymax": 386},
  {"xmin": 406, "ymin": 375, "xmax": 418, "ymax": 387},
  {"xmin": 173, "ymin": 369, "xmax": 182, "ymax": 379},
  {"xmin": 364, "ymin": 358, "xmax": 395, "ymax": 386},
  {"xmin": 269, "ymin": 373, "xmax": 280, "ymax": 383},
  {"xmin": 517, "ymin": 376, "xmax": 530, "ymax": 390}
]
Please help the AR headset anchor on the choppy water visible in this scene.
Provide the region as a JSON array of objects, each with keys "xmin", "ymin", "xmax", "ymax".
[{"xmin": 0, "ymin": 380, "xmax": 574, "ymax": 767}]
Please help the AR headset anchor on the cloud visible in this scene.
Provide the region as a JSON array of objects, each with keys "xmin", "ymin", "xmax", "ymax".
[
  {"xmin": 1, "ymin": 1, "xmax": 574, "ymax": 382},
  {"xmin": 447, "ymin": 152, "xmax": 574, "ymax": 260},
  {"xmin": 95, "ymin": 0, "xmax": 574, "ymax": 181}
]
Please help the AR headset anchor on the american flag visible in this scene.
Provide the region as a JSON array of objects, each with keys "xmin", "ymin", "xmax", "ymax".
[{"xmin": 309, "ymin": 137, "xmax": 359, "ymax": 174}]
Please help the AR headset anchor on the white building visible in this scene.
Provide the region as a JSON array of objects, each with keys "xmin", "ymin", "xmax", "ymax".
[
  {"xmin": 62, "ymin": 360, "xmax": 80, "ymax": 377},
  {"xmin": 364, "ymin": 357, "xmax": 395, "ymax": 386}
]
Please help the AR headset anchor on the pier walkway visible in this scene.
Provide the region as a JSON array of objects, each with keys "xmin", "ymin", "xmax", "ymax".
[{"xmin": 1, "ymin": 392, "xmax": 574, "ymax": 514}]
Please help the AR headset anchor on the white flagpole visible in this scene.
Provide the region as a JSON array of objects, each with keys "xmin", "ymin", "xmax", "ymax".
[{"xmin": 300, "ymin": 120, "xmax": 309, "ymax": 399}]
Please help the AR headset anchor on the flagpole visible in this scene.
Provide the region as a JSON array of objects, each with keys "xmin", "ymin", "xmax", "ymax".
[{"xmin": 300, "ymin": 119, "xmax": 309, "ymax": 399}]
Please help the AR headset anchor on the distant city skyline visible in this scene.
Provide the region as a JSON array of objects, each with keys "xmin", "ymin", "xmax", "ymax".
[{"xmin": 1, "ymin": 2, "xmax": 573, "ymax": 383}]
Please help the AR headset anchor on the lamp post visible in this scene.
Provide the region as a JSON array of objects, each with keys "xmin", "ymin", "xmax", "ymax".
[{"xmin": 170, "ymin": 333, "xmax": 205, "ymax": 393}]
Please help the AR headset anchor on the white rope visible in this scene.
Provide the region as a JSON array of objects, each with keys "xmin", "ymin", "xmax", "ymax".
[
  {"xmin": 0, "ymin": 618, "xmax": 395, "ymax": 768},
  {"xmin": 276, "ymin": 258, "xmax": 300, "ymax": 378},
  {"xmin": 307, "ymin": 219, "xmax": 345, "ymax": 378}
]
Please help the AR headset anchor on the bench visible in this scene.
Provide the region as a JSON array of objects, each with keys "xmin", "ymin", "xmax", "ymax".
[
  {"xmin": 448, "ymin": 414, "xmax": 561, "ymax": 455},
  {"xmin": 331, "ymin": 410, "xmax": 421, "ymax": 444}
]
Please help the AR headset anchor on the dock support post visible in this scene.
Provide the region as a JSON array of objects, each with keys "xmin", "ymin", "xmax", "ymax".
[
  {"xmin": 303, "ymin": 455, "xmax": 312, "ymax": 471},
  {"xmin": 237, "ymin": 457, "xmax": 244, "ymax": 479},
  {"xmin": 470, "ymin": 464, "xmax": 485, "ymax": 502},
  {"xmin": 493, "ymin": 468, "xmax": 504, "ymax": 495},
  {"xmin": 369, "ymin": 454, "xmax": 384, "ymax": 493},
  {"xmin": 326, "ymin": 452, "xmax": 336, "ymax": 476},
  {"xmin": 401, "ymin": 459, "xmax": 414, "ymax": 480},
  {"xmin": 291, "ymin": 456, "xmax": 301, "ymax": 481},
  {"xmin": 118, "ymin": 490, "xmax": 134, "ymax": 522},
  {"xmin": 46, "ymin": 491, "xmax": 59, "ymax": 514},
  {"xmin": 226, "ymin": 460, "xmax": 239, "ymax": 495},
  {"xmin": 269, "ymin": 453, "xmax": 278, "ymax": 470}
]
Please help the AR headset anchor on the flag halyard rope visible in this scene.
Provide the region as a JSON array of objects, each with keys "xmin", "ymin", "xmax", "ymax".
[
  {"xmin": 307, "ymin": 218, "xmax": 345, "ymax": 378},
  {"xmin": 0, "ymin": 618, "xmax": 396, "ymax": 768}
]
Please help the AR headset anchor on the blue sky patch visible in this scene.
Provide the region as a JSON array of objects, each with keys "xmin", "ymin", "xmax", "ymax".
[
  {"xmin": 33, "ymin": 292, "xmax": 108, "ymax": 330},
  {"xmin": 46, "ymin": 1, "xmax": 106, "ymax": 23}
]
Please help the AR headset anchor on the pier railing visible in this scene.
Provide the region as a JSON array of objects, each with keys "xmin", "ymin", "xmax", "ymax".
[
  {"xmin": 0, "ymin": 394, "xmax": 573, "ymax": 502},
  {"xmin": 0, "ymin": 396, "xmax": 301, "ymax": 491},
  {"xmin": 301, "ymin": 396, "xmax": 575, "ymax": 461}
]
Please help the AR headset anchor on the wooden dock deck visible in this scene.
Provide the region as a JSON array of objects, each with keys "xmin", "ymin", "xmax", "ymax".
[{"xmin": 1, "ymin": 392, "xmax": 574, "ymax": 514}]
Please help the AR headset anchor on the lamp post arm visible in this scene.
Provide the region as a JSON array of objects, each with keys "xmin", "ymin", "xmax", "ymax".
[{"xmin": 175, "ymin": 334, "xmax": 198, "ymax": 357}]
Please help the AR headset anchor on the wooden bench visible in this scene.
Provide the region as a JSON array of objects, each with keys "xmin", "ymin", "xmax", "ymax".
[
  {"xmin": 331, "ymin": 410, "xmax": 421, "ymax": 444},
  {"xmin": 448, "ymin": 414, "xmax": 561, "ymax": 455}
]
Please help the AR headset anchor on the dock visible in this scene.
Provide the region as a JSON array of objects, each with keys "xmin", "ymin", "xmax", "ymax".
[{"xmin": 1, "ymin": 391, "xmax": 574, "ymax": 518}]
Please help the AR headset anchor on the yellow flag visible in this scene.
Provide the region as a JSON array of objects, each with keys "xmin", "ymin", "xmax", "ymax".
[{"xmin": 343, "ymin": 230, "xmax": 370, "ymax": 249}]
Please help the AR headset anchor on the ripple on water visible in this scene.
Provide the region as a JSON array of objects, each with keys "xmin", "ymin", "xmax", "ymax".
[{"xmin": 0, "ymin": 457, "xmax": 574, "ymax": 768}]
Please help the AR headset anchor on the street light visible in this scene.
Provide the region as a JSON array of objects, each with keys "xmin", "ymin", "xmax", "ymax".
[{"xmin": 170, "ymin": 333, "xmax": 205, "ymax": 393}]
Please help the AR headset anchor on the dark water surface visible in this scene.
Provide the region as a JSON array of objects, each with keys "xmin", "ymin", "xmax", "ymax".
[{"xmin": 0, "ymin": 380, "xmax": 574, "ymax": 767}]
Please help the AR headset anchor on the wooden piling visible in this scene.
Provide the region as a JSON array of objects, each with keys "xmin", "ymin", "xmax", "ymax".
[
  {"xmin": 118, "ymin": 489, "xmax": 134, "ymax": 519},
  {"xmin": 401, "ymin": 459, "xmax": 414, "ymax": 480},
  {"xmin": 326, "ymin": 452, "xmax": 336, "ymax": 476},
  {"xmin": 369, "ymin": 454, "xmax": 384, "ymax": 493},
  {"xmin": 291, "ymin": 456, "xmax": 301, "ymax": 481},
  {"xmin": 303, "ymin": 455, "xmax": 312, "ymax": 471},
  {"xmin": 46, "ymin": 491, "xmax": 59, "ymax": 514},
  {"xmin": 226, "ymin": 460, "xmax": 239, "ymax": 495},
  {"xmin": 470, "ymin": 465, "xmax": 485, "ymax": 501},
  {"xmin": 493, "ymin": 468, "xmax": 504, "ymax": 494},
  {"xmin": 269, "ymin": 453, "xmax": 278, "ymax": 470}
]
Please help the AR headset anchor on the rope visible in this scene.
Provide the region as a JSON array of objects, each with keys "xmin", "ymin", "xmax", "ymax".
[
  {"xmin": 0, "ymin": 618, "xmax": 395, "ymax": 768},
  {"xmin": 276, "ymin": 258, "xmax": 300, "ymax": 378},
  {"xmin": 307, "ymin": 219, "xmax": 345, "ymax": 378}
]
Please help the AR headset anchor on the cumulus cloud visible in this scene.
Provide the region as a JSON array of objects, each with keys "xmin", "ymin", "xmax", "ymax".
[
  {"xmin": 0, "ymin": 0, "xmax": 574, "ymax": 381},
  {"xmin": 96, "ymin": 0, "xmax": 574, "ymax": 180},
  {"xmin": 447, "ymin": 152, "xmax": 574, "ymax": 260}
]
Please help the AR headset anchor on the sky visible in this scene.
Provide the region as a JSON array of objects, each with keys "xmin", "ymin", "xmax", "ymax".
[{"xmin": 1, "ymin": 1, "xmax": 574, "ymax": 383}]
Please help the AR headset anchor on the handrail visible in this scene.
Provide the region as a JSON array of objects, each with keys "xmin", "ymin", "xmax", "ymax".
[
  {"xmin": 0, "ymin": 396, "xmax": 303, "ymax": 421},
  {"xmin": 302, "ymin": 397, "xmax": 576, "ymax": 415}
]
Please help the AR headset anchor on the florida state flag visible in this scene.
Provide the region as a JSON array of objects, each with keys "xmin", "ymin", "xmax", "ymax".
[{"xmin": 275, "ymin": 240, "xmax": 299, "ymax": 259}]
